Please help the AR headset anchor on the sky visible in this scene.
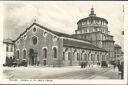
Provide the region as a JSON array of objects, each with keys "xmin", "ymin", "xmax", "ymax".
[{"xmin": 3, "ymin": 1, "xmax": 124, "ymax": 50}]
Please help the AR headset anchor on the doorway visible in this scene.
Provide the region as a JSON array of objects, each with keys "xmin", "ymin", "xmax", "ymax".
[{"xmin": 29, "ymin": 49, "xmax": 38, "ymax": 66}]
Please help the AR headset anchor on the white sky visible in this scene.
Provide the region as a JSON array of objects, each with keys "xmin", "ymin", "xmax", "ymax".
[{"xmin": 3, "ymin": 1, "xmax": 124, "ymax": 50}]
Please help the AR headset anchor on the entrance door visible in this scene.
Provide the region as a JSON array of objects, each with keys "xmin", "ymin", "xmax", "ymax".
[{"xmin": 29, "ymin": 49, "xmax": 38, "ymax": 66}]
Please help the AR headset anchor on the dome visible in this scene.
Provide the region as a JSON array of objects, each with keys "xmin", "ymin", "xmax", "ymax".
[{"xmin": 77, "ymin": 8, "xmax": 108, "ymax": 24}]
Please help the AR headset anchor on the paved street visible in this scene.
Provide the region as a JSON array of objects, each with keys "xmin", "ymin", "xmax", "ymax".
[{"xmin": 3, "ymin": 66, "xmax": 120, "ymax": 79}]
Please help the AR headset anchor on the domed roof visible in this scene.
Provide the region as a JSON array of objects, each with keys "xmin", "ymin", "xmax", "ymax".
[{"xmin": 77, "ymin": 8, "xmax": 108, "ymax": 24}]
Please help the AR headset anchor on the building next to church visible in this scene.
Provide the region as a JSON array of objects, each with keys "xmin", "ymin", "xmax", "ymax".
[
  {"xmin": 114, "ymin": 44, "xmax": 124, "ymax": 62},
  {"xmin": 3, "ymin": 39, "xmax": 15, "ymax": 65},
  {"xmin": 3, "ymin": 8, "xmax": 123, "ymax": 67}
]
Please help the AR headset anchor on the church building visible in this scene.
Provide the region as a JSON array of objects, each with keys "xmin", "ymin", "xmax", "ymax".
[{"xmin": 4, "ymin": 8, "xmax": 123, "ymax": 67}]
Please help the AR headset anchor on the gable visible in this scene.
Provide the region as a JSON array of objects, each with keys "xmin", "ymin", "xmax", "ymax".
[{"xmin": 14, "ymin": 23, "xmax": 60, "ymax": 43}]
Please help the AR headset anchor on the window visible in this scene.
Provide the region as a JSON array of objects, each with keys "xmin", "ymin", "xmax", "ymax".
[
  {"xmin": 53, "ymin": 36, "xmax": 58, "ymax": 41},
  {"xmin": 10, "ymin": 45, "xmax": 13, "ymax": 52},
  {"xmin": 43, "ymin": 48, "xmax": 47, "ymax": 58},
  {"xmin": 44, "ymin": 31, "xmax": 47, "ymax": 37},
  {"xmin": 68, "ymin": 52, "xmax": 71, "ymax": 60},
  {"xmin": 33, "ymin": 27, "xmax": 36, "ymax": 32},
  {"xmin": 102, "ymin": 55, "xmax": 105, "ymax": 61},
  {"xmin": 63, "ymin": 52, "xmax": 65, "ymax": 60},
  {"xmin": 23, "ymin": 50, "xmax": 26, "ymax": 59},
  {"xmin": 84, "ymin": 54, "xmax": 87, "ymax": 61},
  {"xmin": 91, "ymin": 54, "xmax": 93, "ymax": 61},
  {"xmin": 81, "ymin": 53, "xmax": 83, "ymax": 60},
  {"xmin": 77, "ymin": 53, "xmax": 80, "ymax": 61},
  {"xmin": 97, "ymin": 55, "xmax": 99, "ymax": 61},
  {"xmin": 6, "ymin": 45, "xmax": 9, "ymax": 52},
  {"xmin": 17, "ymin": 50, "xmax": 20, "ymax": 59},
  {"xmin": 23, "ymin": 34, "xmax": 27, "ymax": 40},
  {"xmin": 53, "ymin": 47, "xmax": 57, "ymax": 58},
  {"xmin": 32, "ymin": 36, "xmax": 37, "ymax": 45}
]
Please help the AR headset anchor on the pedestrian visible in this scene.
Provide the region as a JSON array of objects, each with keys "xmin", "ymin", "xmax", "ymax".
[
  {"xmin": 120, "ymin": 62, "xmax": 124, "ymax": 79},
  {"xmin": 83, "ymin": 62, "xmax": 86, "ymax": 68},
  {"xmin": 89, "ymin": 63, "xmax": 90, "ymax": 67},
  {"xmin": 81, "ymin": 62, "xmax": 83, "ymax": 68},
  {"xmin": 117, "ymin": 61, "xmax": 124, "ymax": 79},
  {"xmin": 85, "ymin": 62, "xmax": 87, "ymax": 68}
]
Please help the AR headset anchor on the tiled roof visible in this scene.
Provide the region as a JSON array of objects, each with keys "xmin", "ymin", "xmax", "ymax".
[
  {"xmin": 3, "ymin": 38, "xmax": 14, "ymax": 44},
  {"xmin": 14, "ymin": 22, "xmax": 106, "ymax": 51},
  {"xmin": 35, "ymin": 23, "xmax": 92, "ymax": 42},
  {"xmin": 14, "ymin": 23, "xmax": 91, "ymax": 43},
  {"xmin": 114, "ymin": 44, "xmax": 121, "ymax": 48},
  {"xmin": 63, "ymin": 39, "xmax": 106, "ymax": 52},
  {"xmin": 102, "ymin": 39, "xmax": 115, "ymax": 42}
]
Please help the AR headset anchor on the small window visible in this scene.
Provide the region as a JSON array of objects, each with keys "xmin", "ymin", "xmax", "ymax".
[
  {"xmin": 84, "ymin": 54, "xmax": 87, "ymax": 61},
  {"xmin": 11, "ymin": 45, "xmax": 13, "ymax": 52},
  {"xmin": 23, "ymin": 34, "xmax": 27, "ymax": 40},
  {"xmin": 32, "ymin": 36, "xmax": 37, "ymax": 45},
  {"xmin": 23, "ymin": 50, "xmax": 26, "ymax": 59},
  {"xmin": 33, "ymin": 27, "xmax": 36, "ymax": 32},
  {"xmin": 53, "ymin": 47, "xmax": 57, "ymax": 58},
  {"xmin": 77, "ymin": 53, "xmax": 80, "ymax": 61},
  {"xmin": 17, "ymin": 50, "xmax": 20, "ymax": 59},
  {"xmin": 91, "ymin": 54, "xmax": 93, "ymax": 61},
  {"xmin": 102, "ymin": 55, "xmax": 104, "ymax": 61},
  {"xmin": 53, "ymin": 36, "xmax": 58, "ymax": 41},
  {"xmin": 43, "ymin": 31, "xmax": 47, "ymax": 37},
  {"xmin": 97, "ymin": 55, "xmax": 99, "ymax": 61},
  {"xmin": 43, "ymin": 48, "xmax": 47, "ymax": 58},
  {"xmin": 68, "ymin": 52, "xmax": 71, "ymax": 60},
  {"xmin": 6, "ymin": 44, "xmax": 9, "ymax": 52},
  {"xmin": 63, "ymin": 52, "xmax": 65, "ymax": 60}
]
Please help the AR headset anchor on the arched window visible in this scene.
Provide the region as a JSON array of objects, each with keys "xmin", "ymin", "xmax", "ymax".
[
  {"xmin": 23, "ymin": 50, "xmax": 26, "ymax": 59},
  {"xmin": 63, "ymin": 52, "xmax": 65, "ymax": 60},
  {"xmin": 43, "ymin": 48, "xmax": 47, "ymax": 58},
  {"xmin": 102, "ymin": 55, "xmax": 105, "ymax": 61},
  {"xmin": 23, "ymin": 34, "xmax": 27, "ymax": 40},
  {"xmin": 77, "ymin": 53, "xmax": 80, "ymax": 61},
  {"xmin": 32, "ymin": 36, "xmax": 37, "ymax": 45},
  {"xmin": 53, "ymin": 47, "xmax": 57, "ymax": 58},
  {"xmin": 68, "ymin": 52, "xmax": 71, "ymax": 60},
  {"xmin": 43, "ymin": 31, "xmax": 48, "ymax": 37},
  {"xmin": 33, "ymin": 27, "xmax": 36, "ymax": 32},
  {"xmin": 11, "ymin": 45, "xmax": 13, "ymax": 52},
  {"xmin": 17, "ymin": 50, "xmax": 20, "ymax": 59},
  {"xmin": 84, "ymin": 54, "xmax": 87, "ymax": 61},
  {"xmin": 91, "ymin": 54, "xmax": 93, "ymax": 61},
  {"xmin": 6, "ymin": 45, "xmax": 9, "ymax": 52},
  {"xmin": 81, "ymin": 53, "xmax": 83, "ymax": 60},
  {"xmin": 73, "ymin": 52, "xmax": 77, "ymax": 61},
  {"xmin": 97, "ymin": 55, "xmax": 99, "ymax": 61}
]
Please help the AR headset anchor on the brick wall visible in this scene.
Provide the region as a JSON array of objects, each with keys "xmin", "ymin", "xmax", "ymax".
[{"xmin": 14, "ymin": 24, "xmax": 63, "ymax": 67}]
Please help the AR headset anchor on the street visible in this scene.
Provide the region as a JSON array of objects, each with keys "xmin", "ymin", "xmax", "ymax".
[{"xmin": 3, "ymin": 66, "xmax": 120, "ymax": 79}]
